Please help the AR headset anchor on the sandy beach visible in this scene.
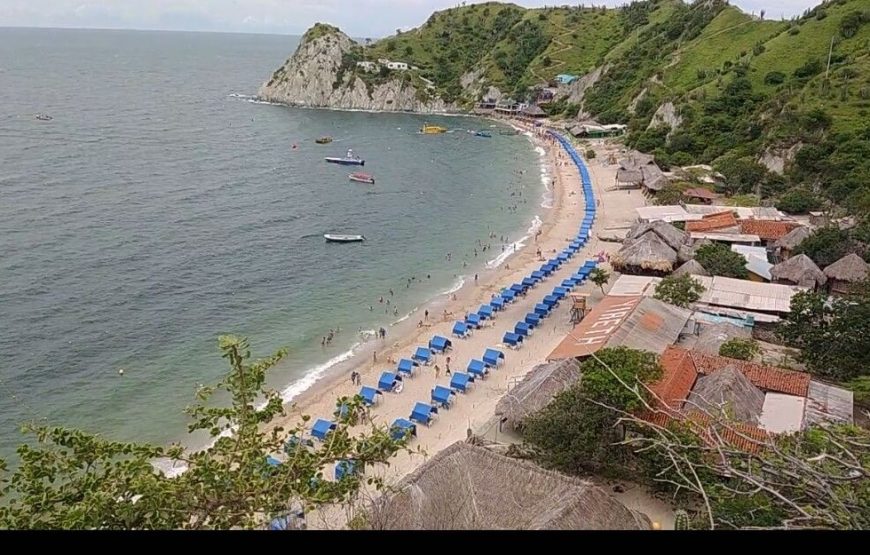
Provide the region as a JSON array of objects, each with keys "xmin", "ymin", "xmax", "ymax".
[{"xmin": 269, "ymin": 123, "xmax": 660, "ymax": 528}]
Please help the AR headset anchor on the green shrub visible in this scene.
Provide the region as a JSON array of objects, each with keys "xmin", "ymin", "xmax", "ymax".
[{"xmin": 719, "ymin": 338, "xmax": 760, "ymax": 361}]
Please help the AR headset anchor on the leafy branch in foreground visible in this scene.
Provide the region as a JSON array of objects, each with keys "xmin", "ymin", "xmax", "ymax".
[{"xmin": 0, "ymin": 335, "xmax": 407, "ymax": 529}]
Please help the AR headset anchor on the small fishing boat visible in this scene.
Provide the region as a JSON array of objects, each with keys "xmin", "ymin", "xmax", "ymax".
[
  {"xmin": 349, "ymin": 172, "xmax": 375, "ymax": 184},
  {"xmin": 420, "ymin": 123, "xmax": 447, "ymax": 134},
  {"xmin": 324, "ymin": 234, "xmax": 365, "ymax": 243},
  {"xmin": 474, "ymin": 130, "xmax": 492, "ymax": 138},
  {"xmin": 315, "ymin": 136, "xmax": 333, "ymax": 144},
  {"xmin": 325, "ymin": 148, "xmax": 365, "ymax": 166},
  {"xmin": 35, "ymin": 114, "xmax": 53, "ymax": 121}
]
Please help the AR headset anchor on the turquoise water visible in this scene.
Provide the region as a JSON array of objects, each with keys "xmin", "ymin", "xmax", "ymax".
[{"xmin": 0, "ymin": 28, "xmax": 542, "ymax": 457}]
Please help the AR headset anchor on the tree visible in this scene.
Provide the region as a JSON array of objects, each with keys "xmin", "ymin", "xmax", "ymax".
[
  {"xmin": 694, "ymin": 243, "xmax": 749, "ymax": 279},
  {"xmin": 776, "ymin": 188, "xmax": 821, "ymax": 214},
  {"xmin": 0, "ymin": 336, "xmax": 406, "ymax": 529},
  {"xmin": 776, "ymin": 286, "xmax": 870, "ymax": 380},
  {"xmin": 654, "ymin": 274, "xmax": 705, "ymax": 308},
  {"xmin": 718, "ymin": 338, "xmax": 760, "ymax": 361},
  {"xmin": 589, "ymin": 267, "xmax": 610, "ymax": 294},
  {"xmin": 585, "ymin": 149, "xmax": 596, "ymax": 160},
  {"xmin": 795, "ymin": 227, "xmax": 858, "ymax": 268},
  {"xmin": 839, "ymin": 10, "xmax": 868, "ymax": 39}
]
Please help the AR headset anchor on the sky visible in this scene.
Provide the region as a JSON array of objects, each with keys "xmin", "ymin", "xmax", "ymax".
[{"xmin": 0, "ymin": 1, "xmax": 824, "ymax": 37}]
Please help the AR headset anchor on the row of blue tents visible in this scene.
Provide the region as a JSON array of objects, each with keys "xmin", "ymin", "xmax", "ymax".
[{"xmin": 290, "ymin": 131, "xmax": 599, "ymax": 484}]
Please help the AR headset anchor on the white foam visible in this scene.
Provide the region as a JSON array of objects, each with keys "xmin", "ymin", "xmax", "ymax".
[
  {"xmin": 485, "ymin": 216, "xmax": 542, "ymax": 269},
  {"xmin": 443, "ymin": 276, "xmax": 466, "ymax": 296},
  {"xmin": 279, "ymin": 345, "xmax": 360, "ymax": 404}
]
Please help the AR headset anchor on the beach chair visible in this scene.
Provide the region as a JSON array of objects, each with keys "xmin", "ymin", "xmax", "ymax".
[
  {"xmin": 449, "ymin": 372, "xmax": 474, "ymax": 393},
  {"xmin": 412, "ymin": 346, "xmax": 433, "ymax": 365},
  {"xmin": 358, "ymin": 386, "xmax": 382, "ymax": 407},
  {"xmin": 409, "ymin": 402, "xmax": 438, "ymax": 427},
  {"xmin": 452, "ymin": 321, "xmax": 470, "ymax": 339},
  {"xmin": 390, "ymin": 418, "xmax": 417, "ymax": 442},
  {"xmin": 310, "ymin": 419, "xmax": 336, "ymax": 441},
  {"xmin": 482, "ymin": 348, "xmax": 505, "ymax": 368},
  {"xmin": 397, "ymin": 358, "xmax": 419, "ymax": 377},
  {"xmin": 467, "ymin": 359, "xmax": 488, "ymax": 379},
  {"xmin": 524, "ymin": 313, "xmax": 541, "ymax": 328},
  {"xmin": 431, "ymin": 385, "xmax": 455, "ymax": 409},
  {"xmin": 429, "ymin": 335, "xmax": 452, "ymax": 353},
  {"xmin": 378, "ymin": 371, "xmax": 402, "ymax": 393}
]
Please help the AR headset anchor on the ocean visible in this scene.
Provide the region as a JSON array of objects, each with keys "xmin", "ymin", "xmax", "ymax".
[{"xmin": 0, "ymin": 28, "xmax": 543, "ymax": 458}]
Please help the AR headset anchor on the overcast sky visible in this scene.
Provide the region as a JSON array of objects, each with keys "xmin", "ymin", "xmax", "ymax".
[{"xmin": 0, "ymin": 1, "xmax": 823, "ymax": 37}]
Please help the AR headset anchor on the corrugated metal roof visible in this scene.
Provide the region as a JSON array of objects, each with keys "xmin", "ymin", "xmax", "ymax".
[
  {"xmin": 759, "ymin": 393, "xmax": 805, "ymax": 434},
  {"xmin": 685, "ymin": 205, "xmax": 786, "ymax": 220},
  {"xmin": 608, "ymin": 275, "xmax": 660, "ymax": 297},
  {"xmin": 694, "ymin": 276, "xmax": 806, "ymax": 313},
  {"xmin": 805, "ymin": 381, "xmax": 854, "ymax": 426},
  {"xmin": 636, "ymin": 205, "xmax": 702, "ymax": 223},
  {"xmin": 732, "ymin": 245, "xmax": 773, "ymax": 281},
  {"xmin": 690, "ymin": 232, "xmax": 761, "ymax": 243}
]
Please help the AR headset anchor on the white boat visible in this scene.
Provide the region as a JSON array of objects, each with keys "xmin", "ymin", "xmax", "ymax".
[
  {"xmin": 349, "ymin": 172, "xmax": 375, "ymax": 184},
  {"xmin": 324, "ymin": 234, "xmax": 365, "ymax": 243},
  {"xmin": 325, "ymin": 148, "xmax": 365, "ymax": 166}
]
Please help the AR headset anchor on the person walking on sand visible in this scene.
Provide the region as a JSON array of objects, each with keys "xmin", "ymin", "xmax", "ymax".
[
  {"xmin": 474, "ymin": 273, "xmax": 478, "ymax": 283},
  {"xmin": 434, "ymin": 365, "xmax": 440, "ymax": 379},
  {"xmin": 373, "ymin": 351, "xmax": 377, "ymax": 364},
  {"xmin": 424, "ymin": 309, "xmax": 429, "ymax": 321}
]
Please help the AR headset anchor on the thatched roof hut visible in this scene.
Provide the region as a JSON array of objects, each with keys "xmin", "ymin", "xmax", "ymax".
[
  {"xmin": 685, "ymin": 366, "xmax": 765, "ymax": 425},
  {"xmin": 770, "ymin": 254, "xmax": 827, "ymax": 289},
  {"xmin": 612, "ymin": 232, "xmax": 678, "ymax": 274},
  {"xmin": 365, "ymin": 441, "xmax": 651, "ymax": 530},
  {"xmin": 774, "ymin": 226, "xmax": 810, "ymax": 253},
  {"xmin": 824, "ymin": 253, "xmax": 869, "ymax": 295},
  {"xmin": 672, "ymin": 259, "xmax": 709, "ymax": 277},
  {"xmin": 495, "ymin": 359, "xmax": 582, "ymax": 430},
  {"xmin": 626, "ymin": 220, "xmax": 688, "ymax": 251}
]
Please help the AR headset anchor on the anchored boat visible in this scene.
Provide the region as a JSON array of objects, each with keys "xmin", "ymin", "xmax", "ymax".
[
  {"xmin": 349, "ymin": 172, "xmax": 375, "ymax": 184},
  {"xmin": 325, "ymin": 148, "xmax": 365, "ymax": 166},
  {"xmin": 315, "ymin": 136, "xmax": 333, "ymax": 144},
  {"xmin": 324, "ymin": 234, "xmax": 365, "ymax": 243},
  {"xmin": 474, "ymin": 130, "xmax": 492, "ymax": 138},
  {"xmin": 420, "ymin": 123, "xmax": 447, "ymax": 134}
]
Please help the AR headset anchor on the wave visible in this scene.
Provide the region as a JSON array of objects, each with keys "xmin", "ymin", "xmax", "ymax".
[
  {"xmin": 226, "ymin": 93, "xmax": 284, "ymax": 106},
  {"xmin": 485, "ymin": 215, "xmax": 542, "ymax": 269}
]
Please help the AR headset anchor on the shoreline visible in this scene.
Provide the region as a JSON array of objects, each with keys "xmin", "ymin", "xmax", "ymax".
[{"xmin": 272, "ymin": 121, "xmax": 562, "ymax": 417}]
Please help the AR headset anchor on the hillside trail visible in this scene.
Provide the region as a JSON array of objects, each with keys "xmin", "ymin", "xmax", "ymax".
[{"xmin": 530, "ymin": 22, "xmax": 575, "ymax": 85}]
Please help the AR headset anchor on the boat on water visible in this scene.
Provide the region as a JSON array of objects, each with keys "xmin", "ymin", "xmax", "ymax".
[
  {"xmin": 35, "ymin": 114, "xmax": 53, "ymax": 121},
  {"xmin": 349, "ymin": 172, "xmax": 375, "ymax": 184},
  {"xmin": 325, "ymin": 148, "xmax": 365, "ymax": 166},
  {"xmin": 315, "ymin": 136, "xmax": 333, "ymax": 144},
  {"xmin": 324, "ymin": 234, "xmax": 365, "ymax": 243},
  {"xmin": 474, "ymin": 130, "xmax": 492, "ymax": 138},
  {"xmin": 420, "ymin": 123, "xmax": 447, "ymax": 134}
]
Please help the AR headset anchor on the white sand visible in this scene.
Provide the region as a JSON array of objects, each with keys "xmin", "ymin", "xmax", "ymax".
[{"xmin": 272, "ymin": 128, "xmax": 654, "ymax": 528}]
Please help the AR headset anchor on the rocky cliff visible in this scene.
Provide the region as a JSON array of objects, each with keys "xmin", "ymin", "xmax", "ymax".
[{"xmin": 258, "ymin": 24, "xmax": 458, "ymax": 113}]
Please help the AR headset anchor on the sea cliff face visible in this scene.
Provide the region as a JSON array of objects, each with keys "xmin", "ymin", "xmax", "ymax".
[{"xmin": 258, "ymin": 25, "xmax": 458, "ymax": 113}]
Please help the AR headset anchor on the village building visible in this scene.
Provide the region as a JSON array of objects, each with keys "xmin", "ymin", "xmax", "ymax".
[
  {"xmin": 823, "ymin": 253, "xmax": 869, "ymax": 296},
  {"xmin": 731, "ymin": 244, "xmax": 773, "ymax": 282},
  {"xmin": 770, "ymin": 254, "xmax": 827, "ymax": 290},
  {"xmin": 682, "ymin": 187, "xmax": 720, "ymax": 204}
]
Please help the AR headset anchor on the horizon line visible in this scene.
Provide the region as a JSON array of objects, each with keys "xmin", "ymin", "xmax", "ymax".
[{"xmin": 0, "ymin": 24, "xmax": 308, "ymax": 38}]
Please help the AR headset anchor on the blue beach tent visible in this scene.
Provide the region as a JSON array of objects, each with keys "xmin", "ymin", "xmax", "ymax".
[
  {"xmin": 483, "ymin": 348, "xmax": 505, "ymax": 367},
  {"xmin": 515, "ymin": 321, "xmax": 531, "ymax": 337},
  {"xmin": 378, "ymin": 371, "xmax": 402, "ymax": 392},
  {"xmin": 359, "ymin": 386, "xmax": 382, "ymax": 406},
  {"xmin": 503, "ymin": 331, "xmax": 523, "ymax": 347},
  {"xmin": 409, "ymin": 402, "xmax": 438, "ymax": 426},
  {"xmin": 467, "ymin": 359, "xmax": 488, "ymax": 378},
  {"xmin": 534, "ymin": 303, "xmax": 550, "ymax": 316},
  {"xmin": 431, "ymin": 385, "xmax": 455, "ymax": 408},
  {"xmin": 450, "ymin": 372, "xmax": 474, "ymax": 392},
  {"xmin": 397, "ymin": 358, "xmax": 419, "ymax": 376},
  {"xmin": 522, "ymin": 277, "xmax": 536, "ymax": 288},
  {"xmin": 452, "ymin": 321, "xmax": 470, "ymax": 338},
  {"xmin": 466, "ymin": 312, "xmax": 482, "ymax": 328},
  {"xmin": 525, "ymin": 312, "xmax": 541, "ymax": 327},
  {"xmin": 554, "ymin": 286, "xmax": 570, "ymax": 298},
  {"xmin": 490, "ymin": 297, "xmax": 505, "ymax": 310},
  {"xmin": 391, "ymin": 418, "xmax": 417, "ymax": 441},
  {"xmin": 478, "ymin": 304, "xmax": 494, "ymax": 319},
  {"xmin": 501, "ymin": 289, "xmax": 516, "ymax": 302},
  {"xmin": 412, "ymin": 346, "xmax": 433, "ymax": 364},
  {"xmin": 542, "ymin": 263, "xmax": 556, "ymax": 275},
  {"xmin": 562, "ymin": 278, "xmax": 578, "ymax": 288},
  {"xmin": 510, "ymin": 283, "xmax": 525, "ymax": 294},
  {"xmin": 334, "ymin": 459, "xmax": 357, "ymax": 480},
  {"xmin": 311, "ymin": 419, "xmax": 336, "ymax": 441},
  {"xmin": 531, "ymin": 270, "xmax": 545, "ymax": 281},
  {"xmin": 543, "ymin": 294, "xmax": 560, "ymax": 307},
  {"xmin": 429, "ymin": 335, "xmax": 452, "ymax": 353}
]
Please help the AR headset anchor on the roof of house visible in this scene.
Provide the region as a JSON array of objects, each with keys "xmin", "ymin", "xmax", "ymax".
[
  {"xmin": 685, "ymin": 366, "xmax": 766, "ymax": 425},
  {"xmin": 636, "ymin": 205, "xmax": 703, "ymax": 223},
  {"xmin": 626, "ymin": 220, "xmax": 688, "ymax": 251},
  {"xmin": 685, "ymin": 211, "xmax": 738, "ymax": 233},
  {"xmin": 366, "ymin": 441, "xmax": 651, "ymax": 529},
  {"xmin": 641, "ymin": 165, "xmax": 668, "ymax": 191},
  {"xmin": 679, "ymin": 322, "xmax": 752, "ymax": 355},
  {"xmin": 682, "ymin": 187, "xmax": 719, "ymax": 200},
  {"xmin": 611, "ymin": 232, "xmax": 678, "ymax": 273},
  {"xmin": 686, "ymin": 205, "xmax": 786, "ymax": 220},
  {"xmin": 739, "ymin": 220, "xmax": 801, "ymax": 241},
  {"xmin": 649, "ymin": 347, "xmax": 698, "ymax": 410},
  {"xmin": 731, "ymin": 245, "xmax": 773, "ymax": 281},
  {"xmin": 692, "ymin": 275, "xmax": 806, "ymax": 313},
  {"xmin": 805, "ymin": 380, "xmax": 854, "ymax": 426},
  {"xmin": 689, "ymin": 232, "xmax": 762, "ymax": 243},
  {"xmin": 683, "ymin": 348, "xmax": 811, "ymax": 397},
  {"xmin": 770, "ymin": 254, "xmax": 827, "ymax": 288},
  {"xmin": 823, "ymin": 253, "xmax": 869, "ymax": 283},
  {"xmin": 616, "ymin": 169, "xmax": 643, "ymax": 184},
  {"xmin": 774, "ymin": 226, "xmax": 811, "ymax": 250},
  {"xmin": 672, "ymin": 259, "xmax": 710, "ymax": 277},
  {"xmin": 549, "ymin": 296, "xmax": 691, "ymax": 360},
  {"xmin": 495, "ymin": 359, "xmax": 582, "ymax": 430},
  {"xmin": 759, "ymin": 393, "xmax": 806, "ymax": 434},
  {"xmin": 521, "ymin": 104, "xmax": 547, "ymax": 117}
]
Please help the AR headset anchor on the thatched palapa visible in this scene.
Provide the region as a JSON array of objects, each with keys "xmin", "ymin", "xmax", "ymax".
[
  {"xmin": 495, "ymin": 359, "xmax": 582, "ymax": 431},
  {"xmin": 611, "ymin": 231, "xmax": 678, "ymax": 273},
  {"xmin": 774, "ymin": 226, "xmax": 810, "ymax": 252},
  {"xmin": 685, "ymin": 366, "xmax": 765, "ymax": 425},
  {"xmin": 823, "ymin": 253, "xmax": 868, "ymax": 283},
  {"xmin": 672, "ymin": 259, "xmax": 709, "ymax": 277},
  {"xmin": 770, "ymin": 254, "xmax": 827, "ymax": 288},
  {"xmin": 365, "ymin": 441, "xmax": 651, "ymax": 530},
  {"xmin": 626, "ymin": 220, "xmax": 688, "ymax": 251}
]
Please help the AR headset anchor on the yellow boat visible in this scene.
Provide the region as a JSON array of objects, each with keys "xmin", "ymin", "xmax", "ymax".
[{"xmin": 420, "ymin": 123, "xmax": 447, "ymax": 134}]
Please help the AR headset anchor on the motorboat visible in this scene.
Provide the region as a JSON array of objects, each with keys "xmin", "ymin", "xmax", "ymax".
[
  {"xmin": 420, "ymin": 123, "xmax": 447, "ymax": 134},
  {"xmin": 324, "ymin": 234, "xmax": 365, "ymax": 243},
  {"xmin": 315, "ymin": 136, "xmax": 333, "ymax": 144},
  {"xmin": 349, "ymin": 172, "xmax": 375, "ymax": 184},
  {"xmin": 35, "ymin": 114, "xmax": 53, "ymax": 121},
  {"xmin": 474, "ymin": 130, "xmax": 492, "ymax": 138},
  {"xmin": 325, "ymin": 148, "xmax": 365, "ymax": 166}
]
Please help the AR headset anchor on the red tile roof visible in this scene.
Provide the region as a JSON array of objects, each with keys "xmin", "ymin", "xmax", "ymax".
[
  {"xmin": 640, "ymin": 410, "xmax": 769, "ymax": 453},
  {"xmin": 685, "ymin": 211, "xmax": 738, "ymax": 232},
  {"xmin": 649, "ymin": 348, "xmax": 698, "ymax": 410},
  {"xmin": 739, "ymin": 220, "xmax": 800, "ymax": 241},
  {"xmin": 686, "ymin": 350, "xmax": 811, "ymax": 397}
]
